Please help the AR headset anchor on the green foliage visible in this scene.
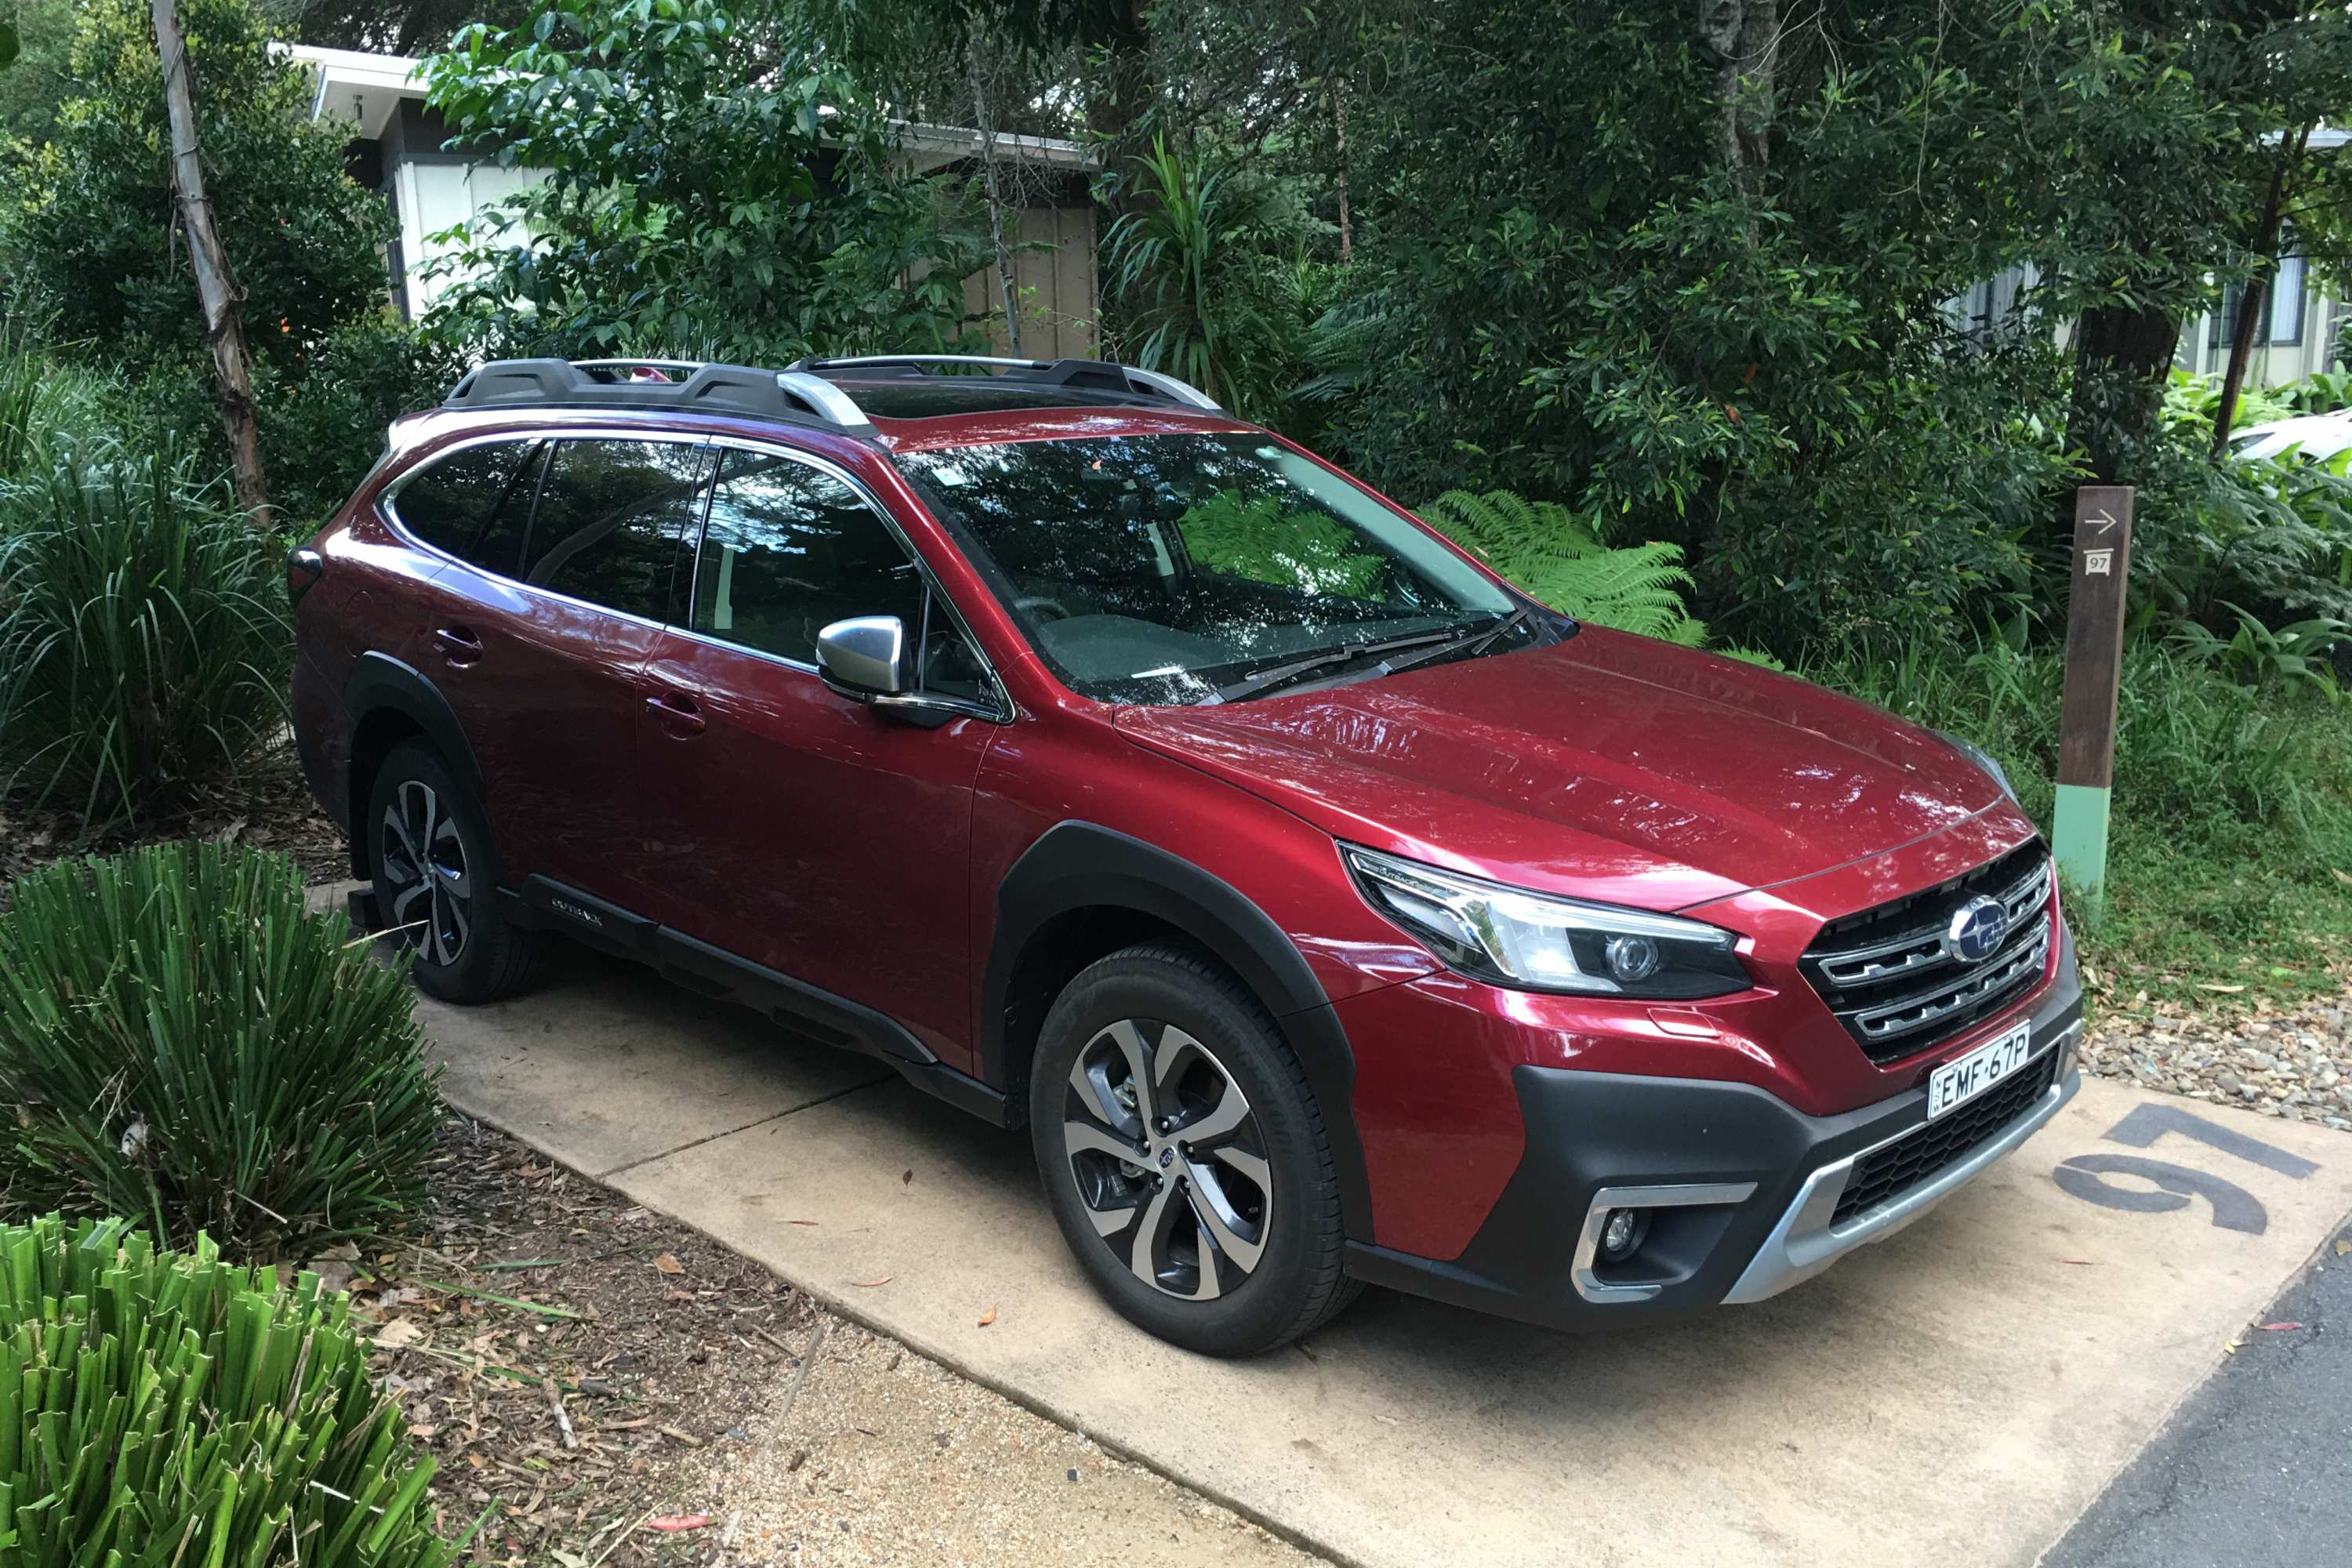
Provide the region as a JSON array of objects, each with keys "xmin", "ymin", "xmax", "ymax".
[
  {"xmin": 0, "ymin": 842, "xmax": 442, "ymax": 1260},
  {"xmin": 2167, "ymin": 604, "xmax": 2349, "ymax": 700},
  {"xmin": 0, "ymin": 1212, "xmax": 471, "ymax": 1563},
  {"xmin": 0, "ymin": 439, "xmax": 289, "ymax": 827},
  {"xmin": 419, "ymin": 0, "xmax": 985, "ymax": 361},
  {"xmin": 1103, "ymin": 136, "xmax": 1330, "ymax": 422},
  {"xmin": 1175, "ymin": 488, "xmax": 1382, "ymax": 596},
  {"xmin": 5, "ymin": 0, "xmax": 390, "ymax": 373},
  {"xmin": 1416, "ymin": 488, "xmax": 1706, "ymax": 645}
]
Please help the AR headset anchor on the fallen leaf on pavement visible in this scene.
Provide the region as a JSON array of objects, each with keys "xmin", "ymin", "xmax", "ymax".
[
  {"xmin": 978, "ymin": 1307, "xmax": 996, "ymax": 1327},
  {"xmin": 788, "ymin": 1219, "xmax": 821, "ymax": 1227},
  {"xmin": 652, "ymin": 1253, "xmax": 684, "ymax": 1276},
  {"xmin": 647, "ymin": 1515, "xmax": 711, "ymax": 1532},
  {"xmin": 902, "ymin": 1170, "xmax": 913, "ymax": 1185},
  {"xmin": 2258, "ymin": 1321, "xmax": 2305, "ymax": 1332},
  {"xmin": 852, "ymin": 1277, "xmax": 892, "ymax": 1287},
  {"xmin": 2335, "ymin": 1240, "xmax": 2350, "ymax": 1257}
]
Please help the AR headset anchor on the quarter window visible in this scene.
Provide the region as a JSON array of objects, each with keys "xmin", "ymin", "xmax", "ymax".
[
  {"xmin": 389, "ymin": 439, "xmax": 543, "ymax": 574},
  {"xmin": 691, "ymin": 448, "xmax": 924, "ymax": 664},
  {"xmin": 524, "ymin": 439, "xmax": 712, "ymax": 621}
]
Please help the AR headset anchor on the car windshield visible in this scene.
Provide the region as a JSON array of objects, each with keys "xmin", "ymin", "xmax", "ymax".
[{"xmin": 894, "ymin": 434, "xmax": 1538, "ymax": 704}]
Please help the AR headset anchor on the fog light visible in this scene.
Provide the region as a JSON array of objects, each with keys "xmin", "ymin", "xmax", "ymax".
[
  {"xmin": 1598, "ymin": 1207, "xmax": 1649, "ymax": 1262},
  {"xmin": 1603, "ymin": 935, "xmax": 1661, "ymax": 984}
]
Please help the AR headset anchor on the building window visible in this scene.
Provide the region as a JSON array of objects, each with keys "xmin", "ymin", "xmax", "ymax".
[{"xmin": 2209, "ymin": 255, "xmax": 2309, "ymax": 350}]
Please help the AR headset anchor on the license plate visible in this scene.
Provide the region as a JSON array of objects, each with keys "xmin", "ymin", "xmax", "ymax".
[{"xmin": 1926, "ymin": 1022, "xmax": 2035, "ymax": 1121}]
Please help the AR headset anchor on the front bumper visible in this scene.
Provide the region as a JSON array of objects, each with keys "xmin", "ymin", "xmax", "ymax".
[{"xmin": 1344, "ymin": 948, "xmax": 2083, "ymax": 1330}]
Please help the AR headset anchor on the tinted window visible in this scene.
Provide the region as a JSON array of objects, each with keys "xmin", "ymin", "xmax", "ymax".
[
  {"xmin": 524, "ymin": 439, "xmax": 711, "ymax": 620},
  {"xmin": 691, "ymin": 449, "xmax": 924, "ymax": 664},
  {"xmin": 390, "ymin": 440, "xmax": 543, "ymax": 573}
]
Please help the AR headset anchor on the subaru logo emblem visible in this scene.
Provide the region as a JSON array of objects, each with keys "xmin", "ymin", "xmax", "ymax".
[
  {"xmin": 1158, "ymin": 1148, "xmax": 1174, "ymax": 1168},
  {"xmin": 1946, "ymin": 895, "xmax": 2009, "ymax": 964}
]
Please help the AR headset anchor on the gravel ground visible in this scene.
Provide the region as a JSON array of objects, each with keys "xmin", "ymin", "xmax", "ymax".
[
  {"xmin": 2081, "ymin": 987, "xmax": 2352, "ymax": 1131},
  {"xmin": 671, "ymin": 1327, "xmax": 1322, "ymax": 1567}
]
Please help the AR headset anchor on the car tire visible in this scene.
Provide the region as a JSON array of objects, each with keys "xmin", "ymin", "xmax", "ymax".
[
  {"xmin": 1029, "ymin": 942, "xmax": 1360, "ymax": 1356},
  {"xmin": 367, "ymin": 739, "xmax": 535, "ymax": 1004}
]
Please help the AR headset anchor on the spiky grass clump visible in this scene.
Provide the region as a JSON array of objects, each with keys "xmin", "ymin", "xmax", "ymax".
[
  {"xmin": 0, "ymin": 438, "xmax": 289, "ymax": 830},
  {"xmin": 0, "ymin": 1213, "xmax": 474, "ymax": 1563},
  {"xmin": 0, "ymin": 841, "xmax": 439, "ymax": 1260}
]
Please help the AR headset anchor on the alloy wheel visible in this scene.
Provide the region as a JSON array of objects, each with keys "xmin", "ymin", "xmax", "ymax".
[
  {"xmin": 1060, "ymin": 1018, "xmax": 1273, "ymax": 1301},
  {"xmin": 379, "ymin": 779, "xmax": 471, "ymax": 967}
]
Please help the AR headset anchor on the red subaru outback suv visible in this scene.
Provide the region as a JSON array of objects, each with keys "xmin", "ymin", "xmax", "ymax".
[{"xmin": 290, "ymin": 354, "xmax": 2082, "ymax": 1356}]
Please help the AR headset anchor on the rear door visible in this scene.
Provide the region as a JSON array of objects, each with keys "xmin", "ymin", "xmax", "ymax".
[
  {"xmin": 633, "ymin": 442, "xmax": 1002, "ymax": 1068},
  {"xmin": 397, "ymin": 433, "xmax": 711, "ymax": 903}
]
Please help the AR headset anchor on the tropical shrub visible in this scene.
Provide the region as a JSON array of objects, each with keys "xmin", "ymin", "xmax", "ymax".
[
  {"xmin": 419, "ymin": 0, "xmax": 984, "ymax": 361},
  {"xmin": 0, "ymin": 1213, "xmax": 470, "ymax": 1563},
  {"xmin": 1103, "ymin": 136, "xmax": 1330, "ymax": 423},
  {"xmin": 0, "ymin": 439, "xmax": 289, "ymax": 827},
  {"xmin": 1417, "ymin": 488, "xmax": 1706, "ymax": 644},
  {"xmin": 0, "ymin": 842, "xmax": 441, "ymax": 1259}
]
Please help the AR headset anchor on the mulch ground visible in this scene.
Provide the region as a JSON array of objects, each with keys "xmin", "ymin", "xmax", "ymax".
[
  {"xmin": 343, "ymin": 1115, "xmax": 822, "ymax": 1565},
  {"xmin": 0, "ymin": 743, "xmax": 347, "ymax": 906}
]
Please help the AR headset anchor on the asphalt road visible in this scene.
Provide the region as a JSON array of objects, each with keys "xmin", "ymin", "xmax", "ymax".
[{"xmin": 2043, "ymin": 1220, "xmax": 2352, "ymax": 1568}]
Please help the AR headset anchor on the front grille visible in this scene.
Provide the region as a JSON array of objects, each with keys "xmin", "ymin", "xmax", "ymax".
[
  {"xmin": 1801, "ymin": 840, "xmax": 2054, "ymax": 1064},
  {"xmin": 1830, "ymin": 1047, "xmax": 2060, "ymax": 1227}
]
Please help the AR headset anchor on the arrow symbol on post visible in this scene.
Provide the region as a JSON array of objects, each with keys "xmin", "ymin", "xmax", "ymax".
[{"xmin": 2089, "ymin": 509, "xmax": 2118, "ymax": 536}]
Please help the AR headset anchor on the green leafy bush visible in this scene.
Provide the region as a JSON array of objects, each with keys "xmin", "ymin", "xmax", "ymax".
[
  {"xmin": 0, "ymin": 439, "xmax": 289, "ymax": 828},
  {"xmin": 0, "ymin": 842, "xmax": 441, "ymax": 1260},
  {"xmin": 1417, "ymin": 488, "xmax": 1707, "ymax": 644},
  {"xmin": 0, "ymin": 1212, "xmax": 470, "ymax": 1563}
]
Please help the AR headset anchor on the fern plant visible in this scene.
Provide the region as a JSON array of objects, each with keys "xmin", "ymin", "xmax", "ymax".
[{"xmin": 1416, "ymin": 488, "xmax": 1708, "ymax": 645}]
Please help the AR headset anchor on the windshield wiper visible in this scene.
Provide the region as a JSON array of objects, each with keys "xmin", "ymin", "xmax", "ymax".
[
  {"xmin": 1203, "ymin": 626, "xmax": 1473, "ymax": 705},
  {"xmin": 1374, "ymin": 607, "xmax": 1536, "ymax": 677}
]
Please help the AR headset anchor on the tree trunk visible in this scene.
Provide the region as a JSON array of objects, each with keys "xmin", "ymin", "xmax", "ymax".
[
  {"xmin": 2067, "ymin": 303, "xmax": 2182, "ymax": 488},
  {"xmin": 967, "ymin": 40, "xmax": 1021, "ymax": 356},
  {"xmin": 151, "ymin": 0, "xmax": 270, "ymax": 529},
  {"xmin": 1332, "ymin": 74, "xmax": 1352, "ymax": 266},
  {"xmin": 2211, "ymin": 123, "xmax": 2312, "ymax": 458},
  {"xmin": 1697, "ymin": 0, "xmax": 1780, "ymax": 173}
]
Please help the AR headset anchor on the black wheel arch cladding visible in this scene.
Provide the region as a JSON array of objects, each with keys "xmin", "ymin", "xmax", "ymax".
[
  {"xmin": 344, "ymin": 652, "xmax": 495, "ymax": 882},
  {"xmin": 985, "ymin": 822, "xmax": 1374, "ymax": 1243}
]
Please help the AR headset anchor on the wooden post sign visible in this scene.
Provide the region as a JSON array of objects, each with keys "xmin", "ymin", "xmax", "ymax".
[{"xmin": 2053, "ymin": 485, "xmax": 2132, "ymax": 923}]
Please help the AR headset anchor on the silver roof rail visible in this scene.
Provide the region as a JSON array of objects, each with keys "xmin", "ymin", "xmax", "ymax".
[
  {"xmin": 774, "ymin": 371, "xmax": 876, "ymax": 431},
  {"xmin": 791, "ymin": 354, "xmax": 1225, "ymax": 413}
]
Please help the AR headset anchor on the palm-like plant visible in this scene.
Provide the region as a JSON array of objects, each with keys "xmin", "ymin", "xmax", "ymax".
[{"xmin": 1103, "ymin": 137, "xmax": 1291, "ymax": 416}]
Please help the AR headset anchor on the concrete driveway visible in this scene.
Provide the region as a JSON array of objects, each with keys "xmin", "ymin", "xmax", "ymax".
[{"xmin": 414, "ymin": 947, "xmax": 2352, "ymax": 1568}]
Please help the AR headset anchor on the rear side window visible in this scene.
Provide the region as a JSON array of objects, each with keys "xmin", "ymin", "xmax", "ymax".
[
  {"xmin": 388, "ymin": 439, "xmax": 543, "ymax": 574},
  {"xmin": 524, "ymin": 439, "xmax": 712, "ymax": 620},
  {"xmin": 690, "ymin": 448, "xmax": 924, "ymax": 664}
]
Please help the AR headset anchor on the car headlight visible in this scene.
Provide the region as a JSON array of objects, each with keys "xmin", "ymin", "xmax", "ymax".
[
  {"xmin": 1935, "ymin": 730, "xmax": 2018, "ymax": 802},
  {"xmin": 1342, "ymin": 844, "xmax": 1751, "ymax": 1000}
]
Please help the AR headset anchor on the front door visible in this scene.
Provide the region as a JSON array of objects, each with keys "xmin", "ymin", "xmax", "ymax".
[{"xmin": 633, "ymin": 444, "xmax": 1000, "ymax": 1069}]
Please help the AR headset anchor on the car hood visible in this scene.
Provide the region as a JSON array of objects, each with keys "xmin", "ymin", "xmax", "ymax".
[{"xmin": 1112, "ymin": 626, "xmax": 2005, "ymax": 912}]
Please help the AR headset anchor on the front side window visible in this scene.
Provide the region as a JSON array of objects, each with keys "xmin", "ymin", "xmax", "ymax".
[
  {"xmin": 894, "ymin": 434, "xmax": 1534, "ymax": 704},
  {"xmin": 524, "ymin": 438, "xmax": 711, "ymax": 620},
  {"xmin": 387, "ymin": 438, "xmax": 543, "ymax": 573},
  {"xmin": 690, "ymin": 448, "xmax": 925, "ymax": 665}
]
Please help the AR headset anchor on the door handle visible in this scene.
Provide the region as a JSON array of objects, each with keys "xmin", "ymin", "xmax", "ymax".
[
  {"xmin": 433, "ymin": 626, "xmax": 484, "ymax": 665},
  {"xmin": 646, "ymin": 691, "xmax": 706, "ymax": 736}
]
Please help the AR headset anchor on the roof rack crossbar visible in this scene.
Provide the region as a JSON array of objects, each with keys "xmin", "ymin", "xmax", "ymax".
[{"xmin": 441, "ymin": 358, "xmax": 878, "ymax": 436}]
